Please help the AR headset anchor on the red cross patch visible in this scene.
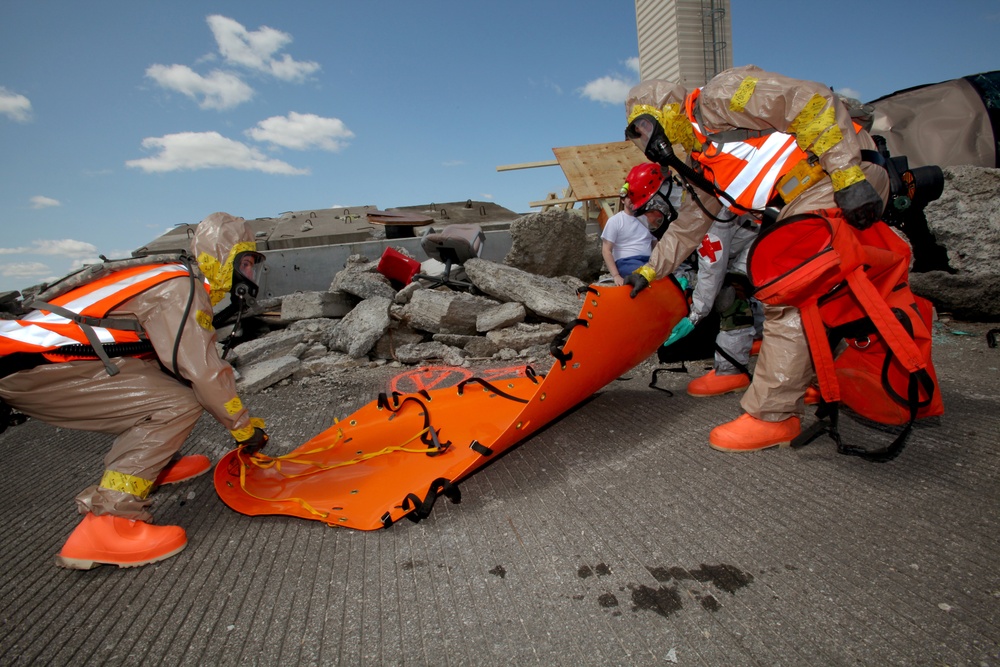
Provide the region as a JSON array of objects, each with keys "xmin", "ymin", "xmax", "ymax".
[{"xmin": 698, "ymin": 233, "xmax": 723, "ymax": 263}]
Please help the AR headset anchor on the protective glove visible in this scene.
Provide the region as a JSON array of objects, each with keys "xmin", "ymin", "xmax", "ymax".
[
  {"xmin": 237, "ymin": 427, "xmax": 269, "ymax": 456},
  {"xmin": 834, "ymin": 179, "xmax": 883, "ymax": 230},
  {"xmin": 624, "ymin": 272, "xmax": 649, "ymax": 298},
  {"xmin": 624, "ymin": 266, "xmax": 657, "ymax": 298},
  {"xmin": 663, "ymin": 317, "xmax": 695, "ymax": 348}
]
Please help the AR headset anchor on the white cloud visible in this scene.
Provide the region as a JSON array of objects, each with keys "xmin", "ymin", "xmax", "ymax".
[
  {"xmin": 207, "ymin": 15, "xmax": 320, "ymax": 82},
  {"xmin": 0, "ymin": 239, "xmax": 98, "ymax": 256},
  {"xmin": 30, "ymin": 196, "xmax": 61, "ymax": 209},
  {"xmin": 0, "ymin": 87, "xmax": 32, "ymax": 122},
  {"xmin": 580, "ymin": 75, "xmax": 635, "ymax": 105},
  {"xmin": 146, "ymin": 63, "xmax": 254, "ymax": 110},
  {"xmin": 126, "ymin": 131, "xmax": 309, "ymax": 174},
  {"xmin": 580, "ymin": 58, "xmax": 641, "ymax": 105},
  {"xmin": 247, "ymin": 112, "xmax": 354, "ymax": 151},
  {"xmin": 835, "ymin": 87, "xmax": 863, "ymax": 102},
  {"xmin": 0, "ymin": 262, "xmax": 52, "ymax": 278}
]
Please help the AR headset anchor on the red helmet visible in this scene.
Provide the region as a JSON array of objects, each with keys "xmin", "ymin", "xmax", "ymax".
[{"xmin": 622, "ymin": 163, "xmax": 665, "ymax": 211}]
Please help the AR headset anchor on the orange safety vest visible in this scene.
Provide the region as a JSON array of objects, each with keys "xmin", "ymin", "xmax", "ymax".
[
  {"xmin": 0, "ymin": 262, "xmax": 194, "ymax": 362},
  {"xmin": 686, "ymin": 88, "xmax": 810, "ymax": 212}
]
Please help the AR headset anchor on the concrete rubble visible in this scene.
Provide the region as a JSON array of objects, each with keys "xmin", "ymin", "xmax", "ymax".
[{"xmin": 224, "ymin": 209, "xmax": 605, "ymax": 393}]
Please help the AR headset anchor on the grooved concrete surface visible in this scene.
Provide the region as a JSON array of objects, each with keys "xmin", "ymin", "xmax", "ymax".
[{"xmin": 0, "ymin": 321, "xmax": 998, "ymax": 666}]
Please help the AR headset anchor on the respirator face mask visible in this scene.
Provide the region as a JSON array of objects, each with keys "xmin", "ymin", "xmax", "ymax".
[
  {"xmin": 231, "ymin": 251, "xmax": 265, "ymax": 302},
  {"xmin": 626, "ymin": 114, "xmax": 677, "ymax": 167}
]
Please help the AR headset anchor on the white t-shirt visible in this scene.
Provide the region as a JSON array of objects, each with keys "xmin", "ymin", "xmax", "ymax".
[{"xmin": 601, "ymin": 211, "xmax": 655, "ymax": 260}]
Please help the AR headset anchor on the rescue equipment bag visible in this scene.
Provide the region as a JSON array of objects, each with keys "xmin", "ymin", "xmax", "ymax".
[{"xmin": 747, "ymin": 209, "xmax": 943, "ymax": 461}]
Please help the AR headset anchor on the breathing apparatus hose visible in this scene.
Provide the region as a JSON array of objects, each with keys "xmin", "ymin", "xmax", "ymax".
[{"xmin": 171, "ymin": 254, "xmax": 197, "ymax": 378}]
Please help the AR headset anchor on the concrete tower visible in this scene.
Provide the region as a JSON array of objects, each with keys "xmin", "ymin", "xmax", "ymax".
[{"xmin": 635, "ymin": 0, "xmax": 732, "ymax": 88}]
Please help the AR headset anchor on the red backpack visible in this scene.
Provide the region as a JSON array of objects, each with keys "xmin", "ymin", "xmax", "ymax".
[{"xmin": 748, "ymin": 210, "xmax": 943, "ymax": 462}]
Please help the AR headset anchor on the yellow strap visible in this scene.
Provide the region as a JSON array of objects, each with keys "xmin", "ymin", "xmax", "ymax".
[
  {"xmin": 100, "ymin": 470, "xmax": 154, "ymax": 499},
  {"xmin": 231, "ymin": 416, "xmax": 440, "ymax": 521}
]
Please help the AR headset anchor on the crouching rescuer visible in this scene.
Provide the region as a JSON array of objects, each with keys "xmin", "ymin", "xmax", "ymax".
[
  {"xmin": 0, "ymin": 212, "xmax": 269, "ymax": 569},
  {"xmin": 623, "ymin": 65, "xmax": 892, "ymax": 452}
]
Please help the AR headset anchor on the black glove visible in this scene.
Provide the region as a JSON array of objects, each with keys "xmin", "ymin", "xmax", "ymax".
[
  {"xmin": 237, "ymin": 427, "xmax": 269, "ymax": 456},
  {"xmin": 834, "ymin": 179, "xmax": 884, "ymax": 230},
  {"xmin": 624, "ymin": 272, "xmax": 649, "ymax": 299}
]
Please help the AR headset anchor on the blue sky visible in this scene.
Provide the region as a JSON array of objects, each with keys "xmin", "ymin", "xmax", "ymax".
[{"xmin": 1, "ymin": 0, "xmax": 998, "ymax": 293}]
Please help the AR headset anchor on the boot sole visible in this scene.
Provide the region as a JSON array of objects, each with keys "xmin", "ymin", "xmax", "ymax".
[
  {"xmin": 688, "ymin": 385, "xmax": 750, "ymax": 398},
  {"xmin": 156, "ymin": 465, "xmax": 211, "ymax": 487},
  {"xmin": 709, "ymin": 440, "xmax": 792, "ymax": 453},
  {"xmin": 54, "ymin": 542, "xmax": 187, "ymax": 570}
]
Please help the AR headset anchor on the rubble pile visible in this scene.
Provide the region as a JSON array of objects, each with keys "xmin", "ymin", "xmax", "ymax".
[{"xmin": 228, "ymin": 209, "xmax": 605, "ymax": 393}]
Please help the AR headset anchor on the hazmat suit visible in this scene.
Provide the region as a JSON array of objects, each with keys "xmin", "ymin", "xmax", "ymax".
[
  {"xmin": 0, "ymin": 212, "xmax": 268, "ymax": 568},
  {"xmin": 623, "ymin": 65, "xmax": 889, "ymax": 451}
]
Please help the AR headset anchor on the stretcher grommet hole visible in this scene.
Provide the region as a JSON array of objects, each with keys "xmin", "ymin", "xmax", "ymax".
[
  {"xmin": 350, "ymin": 489, "xmax": 359, "ymax": 494},
  {"xmin": 350, "ymin": 420, "xmax": 357, "ymax": 426},
  {"xmin": 338, "ymin": 517, "xmax": 348, "ymax": 522},
  {"xmin": 587, "ymin": 312, "xmax": 593, "ymax": 319},
  {"xmin": 591, "ymin": 299, "xmax": 598, "ymax": 306},
  {"xmin": 540, "ymin": 393, "xmax": 546, "ymax": 401},
  {"xmin": 516, "ymin": 422, "xmax": 523, "ymax": 429},
  {"xmin": 332, "ymin": 506, "xmax": 343, "ymax": 510}
]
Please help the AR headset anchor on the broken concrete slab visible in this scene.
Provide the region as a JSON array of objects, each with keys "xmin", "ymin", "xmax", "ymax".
[
  {"xmin": 477, "ymin": 301, "xmax": 527, "ymax": 332},
  {"xmin": 401, "ymin": 289, "xmax": 499, "ymax": 335},
  {"xmin": 504, "ymin": 209, "xmax": 602, "ymax": 280},
  {"xmin": 393, "ymin": 341, "xmax": 468, "ymax": 366},
  {"xmin": 463, "ymin": 258, "xmax": 581, "ymax": 323},
  {"xmin": 229, "ymin": 329, "xmax": 308, "ymax": 368},
  {"xmin": 236, "ymin": 355, "xmax": 301, "ymax": 393},
  {"xmin": 485, "ymin": 322, "xmax": 563, "ymax": 351},
  {"xmin": 328, "ymin": 296, "xmax": 393, "ymax": 358},
  {"xmin": 280, "ymin": 290, "xmax": 352, "ymax": 321}
]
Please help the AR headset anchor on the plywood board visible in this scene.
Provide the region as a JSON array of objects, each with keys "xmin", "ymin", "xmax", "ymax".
[{"xmin": 551, "ymin": 141, "xmax": 647, "ymax": 201}]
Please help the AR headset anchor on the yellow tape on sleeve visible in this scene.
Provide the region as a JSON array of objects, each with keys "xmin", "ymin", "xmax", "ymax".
[
  {"xmin": 830, "ymin": 166, "xmax": 867, "ymax": 192},
  {"xmin": 634, "ymin": 265, "xmax": 657, "ymax": 283},
  {"xmin": 100, "ymin": 470, "xmax": 154, "ymax": 499}
]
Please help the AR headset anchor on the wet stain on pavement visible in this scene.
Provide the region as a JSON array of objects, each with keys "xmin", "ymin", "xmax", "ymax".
[
  {"xmin": 630, "ymin": 584, "xmax": 683, "ymax": 618},
  {"xmin": 582, "ymin": 563, "xmax": 754, "ymax": 617},
  {"xmin": 578, "ymin": 562, "xmax": 612, "ymax": 579}
]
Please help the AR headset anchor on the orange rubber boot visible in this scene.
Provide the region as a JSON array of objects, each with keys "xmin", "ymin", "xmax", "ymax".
[
  {"xmin": 687, "ymin": 370, "xmax": 750, "ymax": 397},
  {"xmin": 750, "ymin": 339, "xmax": 762, "ymax": 356},
  {"xmin": 55, "ymin": 513, "xmax": 187, "ymax": 570},
  {"xmin": 709, "ymin": 413, "xmax": 801, "ymax": 452},
  {"xmin": 804, "ymin": 386, "xmax": 821, "ymax": 406},
  {"xmin": 155, "ymin": 454, "xmax": 211, "ymax": 486}
]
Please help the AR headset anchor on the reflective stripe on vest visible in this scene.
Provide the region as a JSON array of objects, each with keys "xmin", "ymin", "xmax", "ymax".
[
  {"xmin": 0, "ymin": 263, "xmax": 191, "ymax": 356},
  {"xmin": 686, "ymin": 88, "xmax": 810, "ymax": 211}
]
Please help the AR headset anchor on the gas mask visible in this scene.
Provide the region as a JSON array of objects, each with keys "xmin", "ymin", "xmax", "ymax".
[{"xmin": 626, "ymin": 114, "xmax": 678, "ymax": 167}]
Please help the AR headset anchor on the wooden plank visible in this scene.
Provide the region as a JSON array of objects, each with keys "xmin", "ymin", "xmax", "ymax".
[
  {"xmin": 551, "ymin": 141, "xmax": 647, "ymax": 201},
  {"xmin": 495, "ymin": 159, "xmax": 560, "ymax": 172},
  {"xmin": 365, "ymin": 209, "xmax": 434, "ymax": 226}
]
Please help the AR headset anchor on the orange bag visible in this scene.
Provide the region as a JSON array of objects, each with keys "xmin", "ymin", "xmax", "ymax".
[{"xmin": 748, "ymin": 210, "xmax": 942, "ymax": 461}]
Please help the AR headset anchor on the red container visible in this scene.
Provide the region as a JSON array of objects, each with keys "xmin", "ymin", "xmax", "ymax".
[{"xmin": 377, "ymin": 247, "xmax": 421, "ymax": 286}]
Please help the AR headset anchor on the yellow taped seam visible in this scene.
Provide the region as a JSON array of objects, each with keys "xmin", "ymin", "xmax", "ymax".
[
  {"xmin": 195, "ymin": 310, "xmax": 214, "ymax": 331},
  {"xmin": 830, "ymin": 166, "xmax": 866, "ymax": 191},
  {"xmin": 635, "ymin": 265, "xmax": 657, "ymax": 283},
  {"xmin": 729, "ymin": 77, "xmax": 758, "ymax": 112},
  {"xmin": 627, "ymin": 103, "xmax": 661, "ymax": 126},
  {"xmin": 224, "ymin": 396, "xmax": 243, "ymax": 416},
  {"xmin": 231, "ymin": 423, "xmax": 255, "ymax": 442},
  {"xmin": 810, "ymin": 124, "xmax": 844, "ymax": 156},
  {"xmin": 100, "ymin": 470, "xmax": 154, "ymax": 499},
  {"xmin": 661, "ymin": 103, "xmax": 697, "ymax": 153}
]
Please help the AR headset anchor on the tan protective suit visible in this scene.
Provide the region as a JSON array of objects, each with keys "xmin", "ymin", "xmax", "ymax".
[
  {"xmin": 0, "ymin": 213, "xmax": 258, "ymax": 520},
  {"xmin": 627, "ymin": 66, "xmax": 889, "ymax": 421}
]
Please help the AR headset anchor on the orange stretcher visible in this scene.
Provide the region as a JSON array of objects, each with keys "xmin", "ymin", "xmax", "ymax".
[{"xmin": 214, "ymin": 278, "xmax": 686, "ymax": 530}]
